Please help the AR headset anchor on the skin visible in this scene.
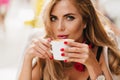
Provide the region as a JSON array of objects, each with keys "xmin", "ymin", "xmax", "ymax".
[
  {"xmin": 19, "ymin": 0, "xmax": 112, "ymax": 80},
  {"xmin": 50, "ymin": 0, "xmax": 85, "ymax": 41}
]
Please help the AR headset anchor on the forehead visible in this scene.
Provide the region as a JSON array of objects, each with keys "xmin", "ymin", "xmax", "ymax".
[{"xmin": 51, "ymin": 0, "xmax": 79, "ymax": 14}]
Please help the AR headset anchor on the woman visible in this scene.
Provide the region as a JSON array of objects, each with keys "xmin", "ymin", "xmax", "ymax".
[{"xmin": 18, "ymin": 0, "xmax": 120, "ymax": 80}]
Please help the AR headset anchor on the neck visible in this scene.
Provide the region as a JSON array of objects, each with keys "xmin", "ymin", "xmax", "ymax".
[{"xmin": 75, "ymin": 35, "xmax": 84, "ymax": 43}]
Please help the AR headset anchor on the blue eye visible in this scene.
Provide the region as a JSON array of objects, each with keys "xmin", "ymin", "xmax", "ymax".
[
  {"xmin": 50, "ymin": 16, "xmax": 57, "ymax": 22},
  {"xmin": 66, "ymin": 16, "xmax": 75, "ymax": 21}
]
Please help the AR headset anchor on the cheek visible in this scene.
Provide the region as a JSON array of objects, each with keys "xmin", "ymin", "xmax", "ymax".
[
  {"xmin": 69, "ymin": 25, "xmax": 84, "ymax": 39},
  {"xmin": 67, "ymin": 18, "xmax": 84, "ymax": 34},
  {"xmin": 70, "ymin": 23, "xmax": 83, "ymax": 34},
  {"xmin": 51, "ymin": 24, "xmax": 57, "ymax": 32}
]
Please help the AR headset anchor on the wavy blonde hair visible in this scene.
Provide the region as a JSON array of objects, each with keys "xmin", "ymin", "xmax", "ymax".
[{"xmin": 39, "ymin": 0, "xmax": 120, "ymax": 79}]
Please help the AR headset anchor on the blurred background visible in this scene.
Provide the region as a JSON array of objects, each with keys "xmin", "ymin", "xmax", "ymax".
[{"xmin": 0, "ymin": 0, "xmax": 120, "ymax": 80}]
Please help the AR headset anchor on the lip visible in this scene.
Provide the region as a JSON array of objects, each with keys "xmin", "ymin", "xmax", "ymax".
[{"xmin": 57, "ymin": 35, "xmax": 68, "ymax": 39}]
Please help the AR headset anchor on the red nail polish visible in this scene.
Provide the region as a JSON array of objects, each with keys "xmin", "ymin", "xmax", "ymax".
[
  {"xmin": 64, "ymin": 41, "xmax": 68, "ymax": 44},
  {"xmin": 61, "ymin": 53, "xmax": 65, "ymax": 56},
  {"xmin": 50, "ymin": 56, "xmax": 53, "ymax": 60},
  {"xmin": 64, "ymin": 60, "xmax": 67, "ymax": 63},
  {"xmin": 60, "ymin": 48, "xmax": 64, "ymax": 51}
]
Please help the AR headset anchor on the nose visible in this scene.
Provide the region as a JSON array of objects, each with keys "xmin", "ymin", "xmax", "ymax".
[{"xmin": 57, "ymin": 20, "xmax": 65, "ymax": 31}]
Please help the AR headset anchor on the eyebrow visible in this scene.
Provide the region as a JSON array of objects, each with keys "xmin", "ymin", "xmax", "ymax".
[
  {"xmin": 64, "ymin": 13, "xmax": 76, "ymax": 17},
  {"xmin": 50, "ymin": 13, "xmax": 76, "ymax": 17}
]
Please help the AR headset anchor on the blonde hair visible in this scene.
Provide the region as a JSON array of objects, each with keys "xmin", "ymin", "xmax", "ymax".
[{"xmin": 40, "ymin": 0, "xmax": 120, "ymax": 79}]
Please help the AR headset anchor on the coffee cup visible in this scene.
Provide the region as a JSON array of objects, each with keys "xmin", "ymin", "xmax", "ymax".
[{"xmin": 50, "ymin": 39, "xmax": 74, "ymax": 60}]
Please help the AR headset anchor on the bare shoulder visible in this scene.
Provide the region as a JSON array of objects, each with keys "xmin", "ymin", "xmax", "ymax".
[{"xmin": 99, "ymin": 48, "xmax": 113, "ymax": 80}]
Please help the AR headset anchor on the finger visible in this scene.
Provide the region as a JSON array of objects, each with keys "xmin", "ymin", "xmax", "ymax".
[
  {"xmin": 33, "ymin": 44, "xmax": 49, "ymax": 58},
  {"xmin": 27, "ymin": 44, "xmax": 46, "ymax": 59},
  {"xmin": 46, "ymin": 50, "xmax": 53, "ymax": 58},
  {"xmin": 32, "ymin": 38, "xmax": 52, "ymax": 57},
  {"xmin": 65, "ymin": 47, "xmax": 88, "ymax": 53},
  {"xmin": 65, "ymin": 41, "xmax": 87, "ymax": 48},
  {"xmin": 36, "ymin": 39, "xmax": 53, "ymax": 57},
  {"xmin": 39, "ymin": 38, "xmax": 51, "ymax": 48},
  {"xmin": 67, "ymin": 58, "xmax": 85, "ymax": 64},
  {"xmin": 33, "ymin": 49, "xmax": 46, "ymax": 59},
  {"xmin": 65, "ymin": 52, "xmax": 88, "ymax": 59}
]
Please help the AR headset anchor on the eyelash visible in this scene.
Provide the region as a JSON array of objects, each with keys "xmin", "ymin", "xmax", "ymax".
[
  {"xmin": 50, "ymin": 16, "xmax": 57, "ymax": 22},
  {"xmin": 66, "ymin": 16, "xmax": 75, "ymax": 21},
  {"xmin": 50, "ymin": 15, "xmax": 75, "ymax": 22}
]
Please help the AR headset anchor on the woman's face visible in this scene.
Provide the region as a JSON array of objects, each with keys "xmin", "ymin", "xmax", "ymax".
[{"xmin": 50, "ymin": 0, "xmax": 85, "ymax": 42}]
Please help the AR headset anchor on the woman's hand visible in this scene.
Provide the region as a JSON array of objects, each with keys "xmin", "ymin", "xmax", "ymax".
[
  {"xmin": 63, "ymin": 41, "xmax": 97, "ymax": 66},
  {"xmin": 24, "ymin": 38, "xmax": 53, "ymax": 60}
]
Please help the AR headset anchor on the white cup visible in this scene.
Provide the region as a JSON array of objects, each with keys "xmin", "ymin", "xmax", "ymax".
[{"xmin": 50, "ymin": 39, "xmax": 74, "ymax": 60}]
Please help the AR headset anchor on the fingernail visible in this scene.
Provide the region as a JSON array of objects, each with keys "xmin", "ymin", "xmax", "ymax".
[
  {"xmin": 60, "ymin": 48, "xmax": 64, "ymax": 51},
  {"xmin": 61, "ymin": 53, "xmax": 65, "ymax": 56},
  {"xmin": 64, "ymin": 60, "xmax": 67, "ymax": 63},
  {"xmin": 50, "ymin": 56, "xmax": 53, "ymax": 60},
  {"xmin": 64, "ymin": 41, "xmax": 68, "ymax": 44}
]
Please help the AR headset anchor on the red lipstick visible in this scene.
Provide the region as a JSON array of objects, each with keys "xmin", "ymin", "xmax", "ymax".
[{"xmin": 57, "ymin": 35, "xmax": 68, "ymax": 39}]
